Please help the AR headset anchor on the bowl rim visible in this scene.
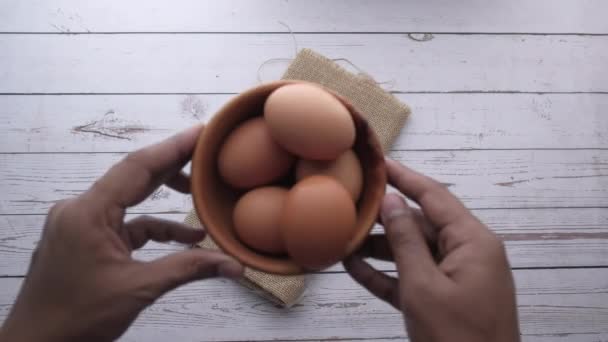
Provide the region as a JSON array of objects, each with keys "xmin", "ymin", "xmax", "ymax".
[{"xmin": 191, "ymin": 80, "xmax": 386, "ymax": 275}]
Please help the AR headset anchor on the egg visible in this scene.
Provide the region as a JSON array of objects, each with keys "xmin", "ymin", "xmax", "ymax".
[
  {"xmin": 233, "ymin": 187, "xmax": 288, "ymax": 254},
  {"xmin": 264, "ymin": 83, "xmax": 355, "ymax": 160},
  {"xmin": 295, "ymin": 149, "xmax": 363, "ymax": 201},
  {"xmin": 218, "ymin": 117, "xmax": 294, "ymax": 189},
  {"xmin": 281, "ymin": 175, "xmax": 357, "ymax": 270}
]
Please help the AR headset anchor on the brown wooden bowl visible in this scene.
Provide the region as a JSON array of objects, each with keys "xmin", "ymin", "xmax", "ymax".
[{"xmin": 191, "ymin": 80, "xmax": 386, "ymax": 275}]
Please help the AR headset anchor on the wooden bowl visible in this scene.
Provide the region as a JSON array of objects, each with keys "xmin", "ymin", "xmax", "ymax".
[{"xmin": 191, "ymin": 80, "xmax": 386, "ymax": 275}]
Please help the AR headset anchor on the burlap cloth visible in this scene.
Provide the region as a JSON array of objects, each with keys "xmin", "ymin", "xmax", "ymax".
[{"xmin": 186, "ymin": 48, "xmax": 410, "ymax": 307}]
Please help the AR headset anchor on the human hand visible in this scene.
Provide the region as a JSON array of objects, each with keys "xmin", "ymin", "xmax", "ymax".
[
  {"xmin": 0, "ymin": 125, "xmax": 244, "ymax": 342},
  {"xmin": 344, "ymin": 159, "xmax": 520, "ymax": 342}
]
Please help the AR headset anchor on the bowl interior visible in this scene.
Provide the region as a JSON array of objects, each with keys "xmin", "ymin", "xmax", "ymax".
[{"xmin": 191, "ymin": 80, "xmax": 386, "ymax": 275}]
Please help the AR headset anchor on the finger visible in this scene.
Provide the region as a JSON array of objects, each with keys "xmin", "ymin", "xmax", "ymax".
[
  {"xmin": 363, "ymin": 207, "xmax": 438, "ymax": 262},
  {"xmin": 343, "ymin": 254, "xmax": 400, "ymax": 309},
  {"xmin": 86, "ymin": 125, "xmax": 203, "ymax": 208},
  {"xmin": 123, "ymin": 215, "xmax": 205, "ymax": 250},
  {"xmin": 399, "ymin": 206, "xmax": 437, "ymax": 246},
  {"xmin": 386, "ymin": 159, "xmax": 475, "ymax": 229},
  {"xmin": 381, "ymin": 194, "xmax": 443, "ymax": 285},
  {"xmin": 137, "ymin": 249, "xmax": 244, "ymax": 298},
  {"xmin": 165, "ymin": 171, "xmax": 191, "ymax": 194}
]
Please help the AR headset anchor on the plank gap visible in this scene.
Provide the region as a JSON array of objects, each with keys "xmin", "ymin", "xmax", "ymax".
[
  {"xmin": 1, "ymin": 31, "xmax": 608, "ymax": 36},
  {"xmin": 2, "ymin": 91, "xmax": 608, "ymax": 96}
]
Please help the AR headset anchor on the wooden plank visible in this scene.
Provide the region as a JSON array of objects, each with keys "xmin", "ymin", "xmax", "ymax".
[
  {"xmin": 1, "ymin": 208, "xmax": 607, "ymax": 276},
  {"xmin": 0, "ymin": 269, "xmax": 607, "ymax": 341},
  {"xmin": 1, "ymin": 150, "xmax": 606, "ymax": 215},
  {"xmin": 0, "ymin": 213, "xmax": 191, "ymax": 277},
  {"xmin": 1, "ymin": 34, "xmax": 607, "ymax": 93},
  {"xmin": 1, "ymin": 93, "xmax": 607, "ymax": 152},
  {"xmin": 1, "ymin": 0, "xmax": 607, "ymax": 34}
]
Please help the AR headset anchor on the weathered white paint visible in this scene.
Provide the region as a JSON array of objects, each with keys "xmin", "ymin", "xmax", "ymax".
[
  {"xmin": 1, "ymin": 34, "xmax": 607, "ymax": 93},
  {"xmin": 1, "ymin": 150, "xmax": 606, "ymax": 215},
  {"xmin": 1, "ymin": 0, "xmax": 607, "ymax": 34},
  {"xmin": 1, "ymin": 94, "xmax": 607, "ymax": 152},
  {"xmin": 0, "ymin": 270, "xmax": 606, "ymax": 341},
  {"xmin": 1, "ymin": 209, "xmax": 607, "ymax": 276},
  {"xmin": 1, "ymin": 1, "xmax": 606, "ymax": 340}
]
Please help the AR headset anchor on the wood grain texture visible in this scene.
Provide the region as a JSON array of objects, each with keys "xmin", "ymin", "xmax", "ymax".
[
  {"xmin": 1, "ymin": 150, "xmax": 606, "ymax": 215},
  {"xmin": 1, "ymin": 2, "xmax": 606, "ymax": 341},
  {"xmin": 1, "ymin": 34, "xmax": 607, "ymax": 93},
  {"xmin": 1, "ymin": 270, "xmax": 607, "ymax": 341},
  {"xmin": 1, "ymin": 208, "xmax": 607, "ymax": 276},
  {"xmin": 1, "ymin": 0, "xmax": 607, "ymax": 34},
  {"xmin": 1, "ymin": 93, "xmax": 607, "ymax": 152}
]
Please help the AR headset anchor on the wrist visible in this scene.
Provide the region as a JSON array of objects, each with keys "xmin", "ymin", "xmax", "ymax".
[
  {"xmin": 0, "ymin": 308, "xmax": 68, "ymax": 342},
  {"xmin": 0, "ymin": 320, "xmax": 46, "ymax": 342}
]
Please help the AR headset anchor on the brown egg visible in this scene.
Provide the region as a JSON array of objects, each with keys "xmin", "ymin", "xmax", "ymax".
[
  {"xmin": 218, "ymin": 117, "xmax": 294, "ymax": 189},
  {"xmin": 295, "ymin": 149, "xmax": 363, "ymax": 201},
  {"xmin": 281, "ymin": 175, "xmax": 357, "ymax": 270},
  {"xmin": 264, "ymin": 83, "xmax": 355, "ymax": 160},
  {"xmin": 233, "ymin": 187, "xmax": 288, "ymax": 254}
]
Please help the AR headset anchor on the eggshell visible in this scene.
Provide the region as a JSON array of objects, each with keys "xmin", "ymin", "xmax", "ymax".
[
  {"xmin": 264, "ymin": 83, "xmax": 355, "ymax": 160},
  {"xmin": 281, "ymin": 175, "xmax": 357, "ymax": 270},
  {"xmin": 233, "ymin": 187, "xmax": 288, "ymax": 254},
  {"xmin": 218, "ymin": 117, "xmax": 294, "ymax": 189},
  {"xmin": 295, "ymin": 149, "xmax": 363, "ymax": 201}
]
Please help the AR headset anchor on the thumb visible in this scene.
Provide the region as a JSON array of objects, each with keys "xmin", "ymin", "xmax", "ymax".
[
  {"xmin": 382, "ymin": 193, "xmax": 440, "ymax": 286},
  {"xmin": 137, "ymin": 249, "xmax": 244, "ymax": 297}
]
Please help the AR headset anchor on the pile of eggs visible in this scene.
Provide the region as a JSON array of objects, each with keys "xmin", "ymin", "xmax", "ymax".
[{"xmin": 217, "ymin": 83, "xmax": 363, "ymax": 270}]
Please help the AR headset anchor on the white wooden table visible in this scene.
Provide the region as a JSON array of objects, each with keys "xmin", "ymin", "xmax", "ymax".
[{"xmin": 1, "ymin": 1, "xmax": 607, "ymax": 341}]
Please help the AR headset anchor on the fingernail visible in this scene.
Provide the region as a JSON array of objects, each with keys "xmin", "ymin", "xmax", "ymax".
[
  {"xmin": 217, "ymin": 261, "xmax": 244, "ymax": 279},
  {"xmin": 381, "ymin": 194, "xmax": 409, "ymax": 223}
]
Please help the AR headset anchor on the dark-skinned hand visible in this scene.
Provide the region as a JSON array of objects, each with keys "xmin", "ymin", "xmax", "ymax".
[
  {"xmin": 0, "ymin": 125, "xmax": 244, "ymax": 342},
  {"xmin": 344, "ymin": 159, "xmax": 520, "ymax": 342}
]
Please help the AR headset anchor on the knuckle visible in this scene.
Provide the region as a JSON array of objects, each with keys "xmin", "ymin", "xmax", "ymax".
[
  {"xmin": 423, "ymin": 177, "xmax": 445, "ymax": 194},
  {"xmin": 394, "ymin": 171, "xmax": 409, "ymax": 189},
  {"xmin": 90, "ymin": 178, "xmax": 109, "ymax": 196},
  {"xmin": 45, "ymin": 197, "xmax": 97, "ymax": 234},
  {"xmin": 387, "ymin": 223, "xmax": 421, "ymax": 250},
  {"xmin": 132, "ymin": 214, "xmax": 153, "ymax": 225},
  {"xmin": 48, "ymin": 199, "xmax": 67, "ymax": 214},
  {"xmin": 417, "ymin": 190, "xmax": 432, "ymax": 206},
  {"xmin": 478, "ymin": 229, "xmax": 504, "ymax": 249},
  {"xmin": 124, "ymin": 150, "xmax": 144, "ymax": 164},
  {"xmin": 123, "ymin": 151, "xmax": 153, "ymax": 182},
  {"xmin": 460, "ymin": 214, "xmax": 483, "ymax": 227},
  {"xmin": 44, "ymin": 199, "xmax": 81, "ymax": 236},
  {"xmin": 181, "ymin": 257, "xmax": 205, "ymax": 279},
  {"xmin": 165, "ymin": 268, "xmax": 187, "ymax": 288},
  {"xmin": 484, "ymin": 233, "xmax": 509, "ymax": 257},
  {"xmin": 418, "ymin": 186, "xmax": 441, "ymax": 206},
  {"xmin": 47, "ymin": 199, "xmax": 75, "ymax": 223},
  {"xmin": 385, "ymin": 210, "xmax": 414, "ymax": 229},
  {"xmin": 29, "ymin": 247, "xmax": 42, "ymax": 265},
  {"xmin": 390, "ymin": 230, "xmax": 414, "ymax": 248},
  {"xmin": 488, "ymin": 232, "xmax": 505, "ymax": 248},
  {"xmin": 169, "ymin": 136, "xmax": 190, "ymax": 162},
  {"xmin": 403, "ymin": 275, "xmax": 435, "ymax": 302}
]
